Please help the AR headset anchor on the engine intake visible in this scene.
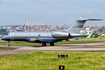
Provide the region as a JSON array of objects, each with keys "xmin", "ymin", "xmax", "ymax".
[{"xmin": 52, "ymin": 32, "xmax": 70, "ymax": 38}]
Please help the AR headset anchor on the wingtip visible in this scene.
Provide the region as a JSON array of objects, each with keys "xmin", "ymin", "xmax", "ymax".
[{"xmin": 88, "ymin": 19, "xmax": 103, "ymax": 21}]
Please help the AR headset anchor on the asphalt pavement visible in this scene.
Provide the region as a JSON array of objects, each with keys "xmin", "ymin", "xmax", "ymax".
[{"xmin": 0, "ymin": 42, "xmax": 105, "ymax": 57}]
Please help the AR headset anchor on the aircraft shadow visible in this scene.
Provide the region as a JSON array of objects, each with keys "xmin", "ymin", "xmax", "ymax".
[{"xmin": 31, "ymin": 45, "xmax": 48, "ymax": 47}]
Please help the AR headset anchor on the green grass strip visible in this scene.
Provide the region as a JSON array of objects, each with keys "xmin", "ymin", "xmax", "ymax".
[
  {"xmin": 0, "ymin": 48, "xmax": 7, "ymax": 50},
  {"xmin": 0, "ymin": 51, "xmax": 105, "ymax": 70}
]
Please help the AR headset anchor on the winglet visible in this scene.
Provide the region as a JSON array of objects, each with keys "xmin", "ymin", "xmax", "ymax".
[{"xmin": 87, "ymin": 32, "xmax": 93, "ymax": 38}]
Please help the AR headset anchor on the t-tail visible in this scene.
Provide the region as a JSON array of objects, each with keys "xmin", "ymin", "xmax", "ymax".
[{"xmin": 64, "ymin": 17, "xmax": 102, "ymax": 34}]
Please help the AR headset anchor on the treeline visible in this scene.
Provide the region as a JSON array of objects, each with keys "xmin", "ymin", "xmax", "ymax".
[
  {"xmin": 81, "ymin": 28, "xmax": 105, "ymax": 38},
  {"xmin": 93, "ymin": 27, "xmax": 105, "ymax": 35},
  {"xmin": 0, "ymin": 29, "xmax": 7, "ymax": 35}
]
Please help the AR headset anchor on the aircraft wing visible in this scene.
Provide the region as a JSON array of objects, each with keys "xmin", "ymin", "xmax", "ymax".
[
  {"xmin": 34, "ymin": 34, "xmax": 40, "ymax": 40},
  {"xmin": 86, "ymin": 32, "xmax": 93, "ymax": 38},
  {"xmin": 30, "ymin": 34, "xmax": 40, "ymax": 41},
  {"xmin": 26, "ymin": 34, "xmax": 42, "ymax": 42}
]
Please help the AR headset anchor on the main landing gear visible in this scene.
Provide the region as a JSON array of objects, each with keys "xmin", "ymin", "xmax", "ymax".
[
  {"xmin": 42, "ymin": 42, "xmax": 46, "ymax": 46},
  {"xmin": 50, "ymin": 42, "xmax": 54, "ymax": 46},
  {"xmin": 7, "ymin": 41, "xmax": 10, "ymax": 46},
  {"xmin": 42, "ymin": 42, "xmax": 54, "ymax": 46}
]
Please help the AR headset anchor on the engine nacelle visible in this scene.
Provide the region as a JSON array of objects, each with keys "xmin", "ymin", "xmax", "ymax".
[{"xmin": 52, "ymin": 32, "xmax": 70, "ymax": 38}]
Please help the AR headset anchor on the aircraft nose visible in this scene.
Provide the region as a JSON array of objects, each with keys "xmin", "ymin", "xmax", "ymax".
[
  {"xmin": 1, "ymin": 36, "xmax": 7, "ymax": 40},
  {"xmin": 1, "ymin": 36, "xmax": 4, "ymax": 40}
]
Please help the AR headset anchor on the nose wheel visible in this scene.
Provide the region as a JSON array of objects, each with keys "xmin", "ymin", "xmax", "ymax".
[{"xmin": 7, "ymin": 41, "xmax": 10, "ymax": 46}]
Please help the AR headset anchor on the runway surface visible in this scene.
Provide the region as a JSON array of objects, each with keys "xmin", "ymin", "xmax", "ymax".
[{"xmin": 0, "ymin": 42, "xmax": 105, "ymax": 57}]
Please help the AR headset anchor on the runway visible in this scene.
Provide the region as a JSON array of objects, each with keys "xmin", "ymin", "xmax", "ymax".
[{"xmin": 0, "ymin": 42, "xmax": 105, "ymax": 57}]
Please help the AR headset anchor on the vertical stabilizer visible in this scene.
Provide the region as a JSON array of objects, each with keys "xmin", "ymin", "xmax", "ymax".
[{"xmin": 63, "ymin": 17, "xmax": 102, "ymax": 34}]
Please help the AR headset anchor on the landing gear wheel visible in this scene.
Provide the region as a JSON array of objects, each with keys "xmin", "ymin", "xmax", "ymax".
[
  {"xmin": 50, "ymin": 42, "xmax": 54, "ymax": 46},
  {"xmin": 42, "ymin": 42, "xmax": 46, "ymax": 46},
  {"xmin": 8, "ymin": 45, "xmax": 10, "ymax": 46},
  {"xmin": 7, "ymin": 41, "xmax": 10, "ymax": 46}
]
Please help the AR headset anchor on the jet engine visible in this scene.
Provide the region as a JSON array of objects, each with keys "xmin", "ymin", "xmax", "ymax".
[{"xmin": 52, "ymin": 32, "xmax": 70, "ymax": 38}]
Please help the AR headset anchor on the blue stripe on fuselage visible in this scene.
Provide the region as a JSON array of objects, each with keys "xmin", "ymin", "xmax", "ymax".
[
  {"xmin": 40, "ymin": 39, "xmax": 62, "ymax": 43},
  {"xmin": 25, "ymin": 39, "xmax": 30, "ymax": 42},
  {"xmin": 25, "ymin": 38, "xmax": 63, "ymax": 43}
]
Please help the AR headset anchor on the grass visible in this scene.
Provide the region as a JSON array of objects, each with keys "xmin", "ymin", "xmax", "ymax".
[
  {"xmin": 0, "ymin": 48, "xmax": 7, "ymax": 50},
  {"xmin": 0, "ymin": 41, "xmax": 104, "ymax": 45},
  {"xmin": 56, "ymin": 41, "xmax": 104, "ymax": 44},
  {"xmin": 85, "ymin": 36, "xmax": 105, "ymax": 40},
  {"xmin": 0, "ymin": 51, "xmax": 105, "ymax": 70}
]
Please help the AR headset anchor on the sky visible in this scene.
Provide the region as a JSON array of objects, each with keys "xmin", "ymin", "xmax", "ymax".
[{"xmin": 0, "ymin": 0, "xmax": 105, "ymax": 26}]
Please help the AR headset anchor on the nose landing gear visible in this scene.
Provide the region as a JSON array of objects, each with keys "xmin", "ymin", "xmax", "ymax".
[{"xmin": 7, "ymin": 41, "xmax": 10, "ymax": 46}]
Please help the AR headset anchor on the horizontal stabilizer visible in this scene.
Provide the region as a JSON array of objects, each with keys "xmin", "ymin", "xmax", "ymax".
[
  {"xmin": 77, "ymin": 17, "xmax": 103, "ymax": 21},
  {"xmin": 88, "ymin": 19, "xmax": 103, "ymax": 21}
]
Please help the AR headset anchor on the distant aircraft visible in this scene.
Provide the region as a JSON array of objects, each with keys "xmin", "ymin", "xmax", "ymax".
[{"xmin": 1, "ymin": 17, "xmax": 102, "ymax": 46}]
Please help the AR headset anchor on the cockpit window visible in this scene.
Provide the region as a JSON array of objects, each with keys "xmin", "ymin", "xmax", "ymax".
[{"xmin": 6, "ymin": 33, "xmax": 9, "ymax": 35}]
